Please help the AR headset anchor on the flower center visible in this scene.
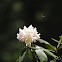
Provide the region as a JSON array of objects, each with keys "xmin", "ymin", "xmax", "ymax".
[{"xmin": 25, "ymin": 38, "xmax": 32, "ymax": 43}]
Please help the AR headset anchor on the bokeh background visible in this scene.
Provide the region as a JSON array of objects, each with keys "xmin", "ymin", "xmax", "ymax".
[{"xmin": 0, "ymin": 0, "xmax": 62, "ymax": 62}]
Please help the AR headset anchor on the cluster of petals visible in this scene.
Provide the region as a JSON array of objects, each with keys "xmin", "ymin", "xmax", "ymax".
[{"xmin": 17, "ymin": 25, "xmax": 40, "ymax": 44}]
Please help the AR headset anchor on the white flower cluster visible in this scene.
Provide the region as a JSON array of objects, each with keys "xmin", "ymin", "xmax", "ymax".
[{"xmin": 17, "ymin": 25, "xmax": 40, "ymax": 46}]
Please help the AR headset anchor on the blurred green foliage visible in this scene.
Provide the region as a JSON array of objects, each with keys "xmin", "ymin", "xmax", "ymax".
[{"xmin": 0, "ymin": 0, "xmax": 62, "ymax": 62}]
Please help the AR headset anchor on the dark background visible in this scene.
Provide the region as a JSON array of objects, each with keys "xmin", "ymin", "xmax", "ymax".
[{"xmin": 0, "ymin": 0, "xmax": 62, "ymax": 62}]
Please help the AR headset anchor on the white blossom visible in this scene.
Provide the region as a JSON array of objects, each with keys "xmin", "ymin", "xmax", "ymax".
[{"xmin": 17, "ymin": 25, "xmax": 40, "ymax": 46}]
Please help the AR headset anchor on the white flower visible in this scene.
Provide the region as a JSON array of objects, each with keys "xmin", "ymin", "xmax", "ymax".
[{"xmin": 17, "ymin": 25, "xmax": 40, "ymax": 46}]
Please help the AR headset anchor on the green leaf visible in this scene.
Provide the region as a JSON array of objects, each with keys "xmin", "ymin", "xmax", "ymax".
[
  {"xmin": 18, "ymin": 51, "xmax": 27, "ymax": 62},
  {"xmin": 35, "ymin": 49, "xmax": 48, "ymax": 62},
  {"xmin": 38, "ymin": 39, "xmax": 49, "ymax": 44},
  {"xmin": 57, "ymin": 40, "xmax": 62, "ymax": 49},
  {"xmin": 59, "ymin": 35, "xmax": 62, "ymax": 41},
  {"xmin": 51, "ymin": 37, "xmax": 62, "ymax": 44},
  {"xmin": 44, "ymin": 49, "xmax": 57, "ymax": 59},
  {"xmin": 38, "ymin": 39, "xmax": 56, "ymax": 51},
  {"xmin": 51, "ymin": 38, "xmax": 59, "ymax": 43},
  {"xmin": 59, "ymin": 45, "xmax": 62, "ymax": 49},
  {"xmin": 35, "ymin": 46, "xmax": 57, "ymax": 59},
  {"xmin": 28, "ymin": 49, "xmax": 33, "ymax": 60},
  {"xmin": 45, "ymin": 44, "xmax": 56, "ymax": 51}
]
